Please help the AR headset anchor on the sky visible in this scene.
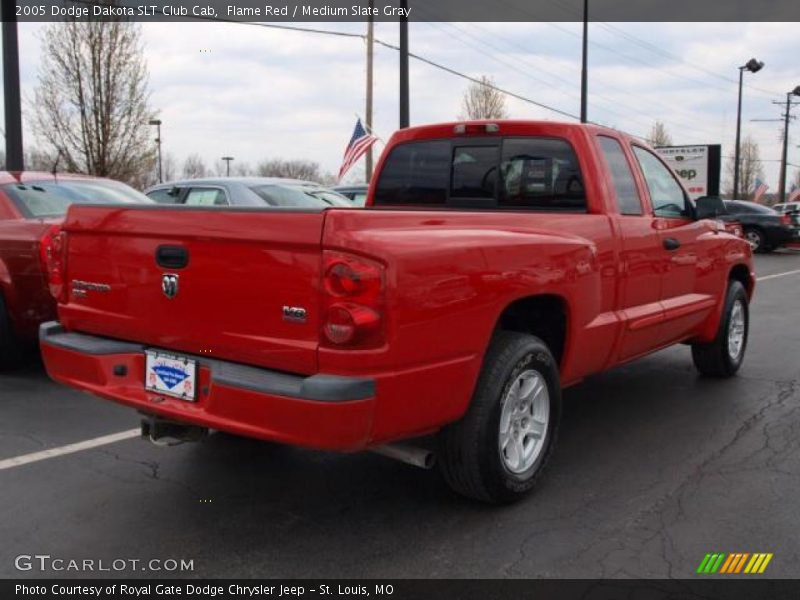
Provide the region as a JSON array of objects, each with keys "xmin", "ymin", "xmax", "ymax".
[{"xmin": 3, "ymin": 21, "xmax": 800, "ymax": 188}]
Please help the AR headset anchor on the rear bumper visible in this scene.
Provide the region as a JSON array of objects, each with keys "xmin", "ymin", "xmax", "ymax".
[{"xmin": 39, "ymin": 322, "xmax": 376, "ymax": 450}]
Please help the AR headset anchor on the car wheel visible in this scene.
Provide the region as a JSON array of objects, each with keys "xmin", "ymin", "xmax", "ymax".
[
  {"xmin": 691, "ymin": 280, "xmax": 749, "ymax": 378},
  {"xmin": 0, "ymin": 294, "xmax": 16, "ymax": 369},
  {"xmin": 438, "ymin": 331, "xmax": 561, "ymax": 504},
  {"xmin": 743, "ymin": 228, "xmax": 766, "ymax": 253}
]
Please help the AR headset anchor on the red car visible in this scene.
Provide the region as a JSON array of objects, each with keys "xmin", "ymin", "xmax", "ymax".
[
  {"xmin": 0, "ymin": 172, "xmax": 151, "ymax": 365},
  {"xmin": 41, "ymin": 122, "xmax": 753, "ymax": 503}
]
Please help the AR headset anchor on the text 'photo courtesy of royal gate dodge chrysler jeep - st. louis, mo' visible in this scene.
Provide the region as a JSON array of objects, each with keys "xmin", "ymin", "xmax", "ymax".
[{"xmin": 39, "ymin": 120, "xmax": 753, "ymax": 504}]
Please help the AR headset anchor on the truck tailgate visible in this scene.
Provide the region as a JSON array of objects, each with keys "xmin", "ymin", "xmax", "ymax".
[{"xmin": 59, "ymin": 205, "xmax": 325, "ymax": 374}]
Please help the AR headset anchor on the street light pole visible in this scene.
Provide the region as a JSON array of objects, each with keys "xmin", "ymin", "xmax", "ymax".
[
  {"xmin": 222, "ymin": 156, "xmax": 234, "ymax": 177},
  {"xmin": 778, "ymin": 86, "xmax": 800, "ymax": 202},
  {"xmin": 148, "ymin": 119, "xmax": 163, "ymax": 183},
  {"xmin": 733, "ymin": 58, "xmax": 764, "ymax": 199},
  {"xmin": 580, "ymin": 0, "xmax": 588, "ymax": 123}
]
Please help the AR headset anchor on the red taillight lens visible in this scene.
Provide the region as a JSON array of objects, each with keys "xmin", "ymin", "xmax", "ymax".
[
  {"xmin": 39, "ymin": 224, "xmax": 67, "ymax": 301},
  {"xmin": 322, "ymin": 251, "xmax": 384, "ymax": 347},
  {"xmin": 780, "ymin": 214, "xmax": 791, "ymax": 226}
]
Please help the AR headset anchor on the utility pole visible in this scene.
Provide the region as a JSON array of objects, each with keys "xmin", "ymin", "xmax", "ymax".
[
  {"xmin": 399, "ymin": 0, "xmax": 409, "ymax": 129},
  {"xmin": 365, "ymin": 0, "xmax": 374, "ymax": 181},
  {"xmin": 776, "ymin": 86, "xmax": 800, "ymax": 202},
  {"xmin": 2, "ymin": 0, "xmax": 24, "ymax": 170},
  {"xmin": 580, "ymin": 0, "xmax": 588, "ymax": 123}
]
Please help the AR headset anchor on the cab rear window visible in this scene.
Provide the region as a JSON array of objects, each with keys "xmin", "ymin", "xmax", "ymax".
[{"xmin": 373, "ymin": 137, "xmax": 586, "ymax": 211}]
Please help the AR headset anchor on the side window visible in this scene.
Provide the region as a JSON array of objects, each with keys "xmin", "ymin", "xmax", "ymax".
[
  {"xmin": 632, "ymin": 146, "xmax": 689, "ymax": 218},
  {"xmin": 184, "ymin": 187, "xmax": 228, "ymax": 206},
  {"xmin": 597, "ymin": 136, "xmax": 642, "ymax": 216},
  {"xmin": 373, "ymin": 140, "xmax": 450, "ymax": 206},
  {"xmin": 499, "ymin": 138, "xmax": 586, "ymax": 210},
  {"xmin": 146, "ymin": 188, "xmax": 181, "ymax": 204}
]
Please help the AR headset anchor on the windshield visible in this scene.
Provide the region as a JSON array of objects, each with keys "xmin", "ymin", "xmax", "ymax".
[
  {"xmin": 3, "ymin": 179, "xmax": 152, "ymax": 218},
  {"xmin": 248, "ymin": 184, "xmax": 351, "ymax": 208}
]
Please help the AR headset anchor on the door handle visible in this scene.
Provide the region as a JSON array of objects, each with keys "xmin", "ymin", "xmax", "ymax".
[
  {"xmin": 156, "ymin": 245, "xmax": 189, "ymax": 269},
  {"xmin": 663, "ymin": 238, "xmax": 681, "ymax": 251}
]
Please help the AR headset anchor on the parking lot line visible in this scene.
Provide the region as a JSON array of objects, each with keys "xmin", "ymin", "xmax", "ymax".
[
  {"xmin": 0, "ymin": 429, "xmax": 140, "ymax": 471},
  {"xmin": 756, "ymin": 268, "xmax": 800, "ymax": 282}
]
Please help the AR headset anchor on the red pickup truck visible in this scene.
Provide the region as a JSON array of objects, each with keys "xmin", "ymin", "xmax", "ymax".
[{"xmin": 41, "ymin": 121, "xmax": 753, "ymax": 503}]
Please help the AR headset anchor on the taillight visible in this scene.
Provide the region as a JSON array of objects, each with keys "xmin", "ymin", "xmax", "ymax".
[
  {"xmin": 322, "ymin": 251, "xmax": 384, "ymax": 347},
  {"xmin": 780, "ymin": 214, "xmax": 791, "ymax": 226},
  {"xmin": 39, "ymin": 224, "xmax": 68, "ymax": 301}
]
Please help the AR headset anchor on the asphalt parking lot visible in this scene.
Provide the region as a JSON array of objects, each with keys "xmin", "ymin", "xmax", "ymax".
[{"xmin": 2, "ymin": 250, "xmax": 799, "ymax": 579}]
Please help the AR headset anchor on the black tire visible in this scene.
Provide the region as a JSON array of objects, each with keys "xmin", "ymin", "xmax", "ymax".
[
  {"xmin": 691, "ymin": 280, "xmax": 749, "ymax": 378},
  {"xmin": 438, "ymin": 331, "xmax": 561, "ymax": 504},
  {"xmin": 0, "ymin": 294, "xmax": 16, "ymax": 369},
  {"xmin": 744, "ymin": 227, "xmax": 767, "ymax": 253}
]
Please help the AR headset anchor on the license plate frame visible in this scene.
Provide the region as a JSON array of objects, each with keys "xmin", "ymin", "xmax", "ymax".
[{"xmin": 144, "ymin": 350, "xmax": 198, "ymax": 402}]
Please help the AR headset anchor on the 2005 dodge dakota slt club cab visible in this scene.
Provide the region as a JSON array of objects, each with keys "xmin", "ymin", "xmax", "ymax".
[{"xmin": 40, "ymin": 121, "xmax": 754, "ymax": 503}]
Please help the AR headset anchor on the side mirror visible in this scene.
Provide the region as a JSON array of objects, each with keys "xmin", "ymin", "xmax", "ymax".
[{"xmin": 695, "ymin": 196, "xmax": 726, "ymax": 220}]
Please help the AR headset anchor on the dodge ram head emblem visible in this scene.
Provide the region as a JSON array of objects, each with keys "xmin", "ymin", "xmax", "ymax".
[{"xmin": 161, "ymin": 274, "xmax": 179, "ymax": 299}]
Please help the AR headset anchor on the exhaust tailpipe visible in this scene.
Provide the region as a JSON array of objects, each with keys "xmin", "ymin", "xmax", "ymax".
[
  {"xmin": 141, "ymin": 415, "xmax": 207, "ymax": 446},
  {"xmin": 370, "ymin": 443, "xmax": 436, "ymax": 469}
]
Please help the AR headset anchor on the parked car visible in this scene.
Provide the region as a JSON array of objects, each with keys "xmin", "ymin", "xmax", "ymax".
[
  {"xmin": 41, "ymin": 121, "xmax": 753, "ymax": 503},
  {"xmin": 721, "ymin": 200, "xmax": 800, "ymax": 253},
  {"xmin": 0, "ymin": 172, "xmax": 152, "ymax": 365},
  {"xmin": 145, "ymin": 177, "xmax": 352, "ymax": 208},
  {"xmin": 333, "ymin": 183, "xmax": 369, "ymax": 207},
  {"xmin": 772, "ymin": 201, "xmax": 799, "ymax": 215}
]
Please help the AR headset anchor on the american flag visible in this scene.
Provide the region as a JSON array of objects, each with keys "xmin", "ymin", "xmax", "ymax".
[
  {"xmin": 788, "ymin": 184, "xmax": 800, "ymax": 203},
  {"xmin": 338, "ymin": 119, "xmax": 378, "ymax": 181},
  {"xmin": 753, "ymin": 178, "xmax": 769, "ymax": 203}
]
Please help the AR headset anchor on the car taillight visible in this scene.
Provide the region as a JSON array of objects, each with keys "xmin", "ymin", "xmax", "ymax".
[
  {"xmin": 780, "ymin": 214, "xmax": 791, "ymax": 226},
  {"xmin": 39, "ymin": 224, "xmax": 68, "ymax": 301},
  {"xmin": 322, "ymin": 251, "xmax": 384, "ymax": 347}
]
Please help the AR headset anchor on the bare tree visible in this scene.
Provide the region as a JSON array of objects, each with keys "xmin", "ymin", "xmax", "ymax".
[
  {"xmin": 646, "ymin": 121, "xmax": 673, "ymax": 147},
  {"xmin": 459, "ymin": 76, "xmax": 508, "ymax": 120},
  {"xmin": 26, "ymin": 148, "xmax": 58, "ymax": 172},
  {"xmin": 30, "ymin": 22, "xmax": 155, "ymax": 187},
  {"xmin": 724, "ymin": 136, "xmax": 764, "ymax": 199},
  {"xmin": 256, "ymin": 159, "xmax": 321, "ymax": 181},
  {"xmin": 233, "ymin": 162, "xmax": 253, "ymax": 177},
  {"xmin": 182, "ymin": 154, "xmax": 207, "ymax": 179},
  {"xmin": 792, "ymin": 169, "xmax": 800, "ymax": 191},
  {"xmin": 161, "ymin": 152, "xmax": 177, "ymax": 183}
]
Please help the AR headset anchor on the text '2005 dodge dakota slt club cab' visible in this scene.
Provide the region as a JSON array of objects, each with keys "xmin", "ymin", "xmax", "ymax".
[{"xmin": 40, "ymin": 121, "xmax": 754, "ymax": 503}]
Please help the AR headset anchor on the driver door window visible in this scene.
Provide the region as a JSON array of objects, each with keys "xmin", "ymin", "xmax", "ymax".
[{"xmin": 632, "ymin": 147, "xmax": 689, "ymax": 218}]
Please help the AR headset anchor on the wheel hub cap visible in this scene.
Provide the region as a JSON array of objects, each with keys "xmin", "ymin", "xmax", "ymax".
[
  {"xmin": 728, "ymin": 300, "xmax": 746, "ymax": 360},
  {"xmin": 499, "ymin": 369, "xmax": 549, "ymax": 474}
]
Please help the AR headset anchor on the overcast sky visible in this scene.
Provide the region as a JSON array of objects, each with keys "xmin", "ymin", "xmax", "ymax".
[{"xmin": 3, "ymin": 21, "xmax": 800, "ymax": 187}]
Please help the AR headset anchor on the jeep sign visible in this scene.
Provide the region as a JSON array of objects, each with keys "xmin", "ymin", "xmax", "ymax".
[{"xmin": 655, "ymin": 145, "xmax": 721, "ymax": 200}]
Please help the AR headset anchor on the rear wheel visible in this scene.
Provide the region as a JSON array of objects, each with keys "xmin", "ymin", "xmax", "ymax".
[
  {"xmin": 743, "ymin": 227, "xmax": 767, "ymax": 253},
  {"xmin": 692, "ymin": 281, "xmax": 749, "ymax": 377},
  {"xmin": 438, "ymin": 331, "xmax": 561, "ymax": 504}
]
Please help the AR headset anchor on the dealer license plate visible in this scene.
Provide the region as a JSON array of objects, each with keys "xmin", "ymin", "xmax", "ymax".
[{"xmin": 145, "ymin": 350, "xmax": 197, "ymax": 401}]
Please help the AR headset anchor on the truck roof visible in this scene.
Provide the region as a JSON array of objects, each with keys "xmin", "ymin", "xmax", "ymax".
[{"xmin": 389, "ymin": 120, "xmax": 638, "ymax": 145}]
